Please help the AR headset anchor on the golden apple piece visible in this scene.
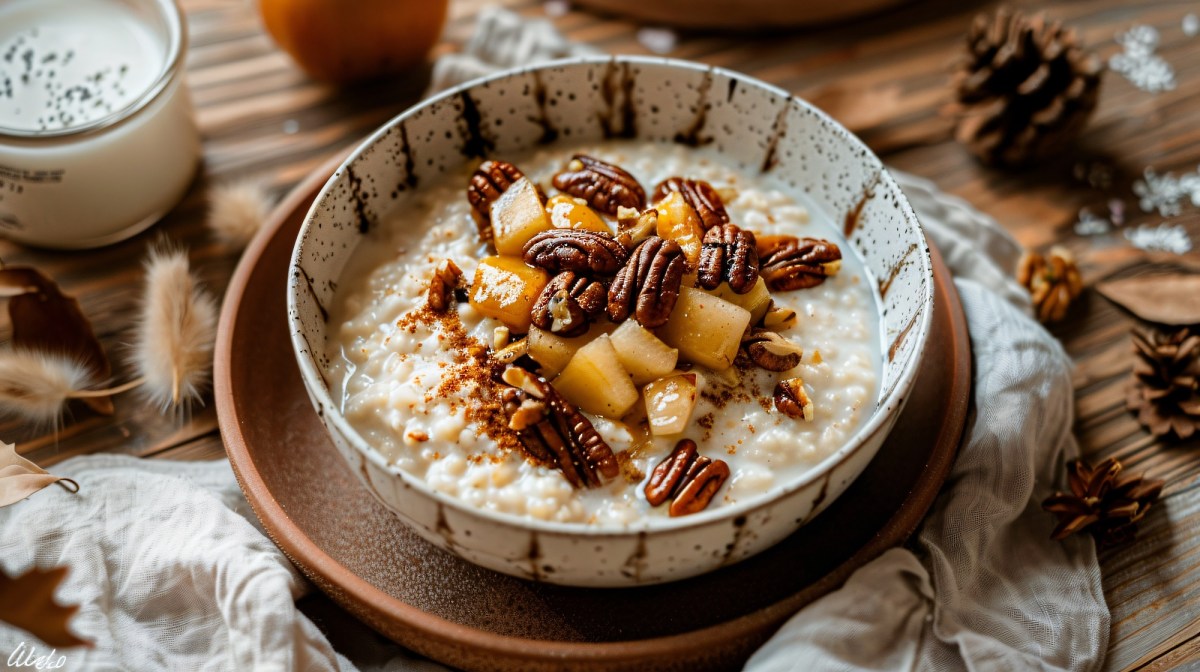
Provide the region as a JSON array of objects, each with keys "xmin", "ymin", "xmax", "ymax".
[
  {"xmin": 654, "ymin": 191, "xmax": 704, "ymax": 269},
  {"xmin": 467, "ymin": 255, "xmax": 549, "ymax": 332},
  {"xmin": 608, "ymin": 320, "xmax": 679, "ymax": 386},
  {"xmin": 546, "ymin": 194, "xmax": 611, "ymax": 234},
  {"xmin": 643, "ymin": 373, "xmax": 703, "ymax": 436},
  {"xmin": 490, "ymin": 177, "xmax": 553, "ymax": 255},
  {"xmin": 657, "ymin": 287, "xmax": 752, "ymax": 371},
  {"xmin": 526, "ymin": 322, "xmax": 614, "ymax": 378},
  {"xmin": 708, "ymin": 276, "xmax": 772, "ymax": 325},
  {"xmin": 552, "ymin": 335, "xmax": 639, "ymax": 418}
]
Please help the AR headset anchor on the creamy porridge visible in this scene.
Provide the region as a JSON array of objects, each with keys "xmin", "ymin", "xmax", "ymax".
[{"xmin": 326, "ymin": 141, "xmax": 880, "ymax": 526}]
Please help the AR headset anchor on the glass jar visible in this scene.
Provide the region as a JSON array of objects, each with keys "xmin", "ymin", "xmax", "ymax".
[{"xmin": 0, "ymin": 0, "xmax": 200, "ymax": 249}]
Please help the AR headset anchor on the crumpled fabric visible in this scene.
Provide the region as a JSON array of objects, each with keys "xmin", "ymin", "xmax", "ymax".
[
  {"xmin": 744, "ymin": 173, "xmax": 1106, "ymax": 672},
  {"xmin": 0, "ymin": 10, "xmax": 1106, "ymax": 670}
]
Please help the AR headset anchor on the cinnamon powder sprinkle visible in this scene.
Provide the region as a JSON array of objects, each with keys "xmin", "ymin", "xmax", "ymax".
[{"xmin": 396, "ymin": 298, "xmax": 523, "ymax": 461}]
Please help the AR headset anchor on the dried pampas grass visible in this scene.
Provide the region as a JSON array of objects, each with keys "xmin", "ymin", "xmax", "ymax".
[
  {"xmin": 207, "ymin": 180, "xmax": 273, "ymax": 248},
  {"xmin": 131, "ymin": 245, "xmax": 218, "ymax": 413},
  {"xmin": 0, "ymin": 350, "xmax": 95, "ymax": 427}
]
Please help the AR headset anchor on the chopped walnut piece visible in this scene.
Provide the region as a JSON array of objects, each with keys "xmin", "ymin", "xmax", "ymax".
[
  {"xmin": 427, "ymin": 259, "xmax": 464, "ymax": 312},
  {"xmin": 530, "ymin": 271, "xmax": 607, "ymax": 337},
  {"xmin": 774, "ymin": 377, "xmax": 814, "ymax": 421}
]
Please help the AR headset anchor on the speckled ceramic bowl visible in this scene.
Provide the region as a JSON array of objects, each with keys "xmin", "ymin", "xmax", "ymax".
[{"xmin": 287, "ymin": 56, "xmax": 933, "ymax": 588}]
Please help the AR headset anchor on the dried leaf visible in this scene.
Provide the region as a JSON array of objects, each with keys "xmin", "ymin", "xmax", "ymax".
[
  {"xmin": 0, "ymin": 441, "xmax": 78, "ymax": 507},
  {"xmin": 0, "ymin": 566, "xmax": 89, "ymax": 648},
  {"xmin": 0, "ymin": 267, "xmax": 113, "ymax": 415},
  {"xmin": 1097, "ymin": 273, "xmax": 1200, "ymax": 325}
]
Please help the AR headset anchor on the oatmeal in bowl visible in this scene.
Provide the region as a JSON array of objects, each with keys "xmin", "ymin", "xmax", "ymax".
[{"xmin": 289, "ymin": 57, "xmax": 933, "ymax": 586}]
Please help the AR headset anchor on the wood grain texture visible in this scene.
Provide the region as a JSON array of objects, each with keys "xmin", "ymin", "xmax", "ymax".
[{"xmin": 1, "ymin": 0, "xmax": 1197, "ymax": 668}]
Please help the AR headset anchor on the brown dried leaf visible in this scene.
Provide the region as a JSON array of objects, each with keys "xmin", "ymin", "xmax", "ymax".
[
  {"xmin": 0, "ymin": 267, "xmax": 112, "ymax": 414},
  {"xmin": 0, "ymin": 566, "xmax": 90, "ymax": 648},
  {"xmin": 0, "ymin": 441, "xmax": 79, "ymax": 508},
  {"xmin": 1096, "ymin": 273, "xmax": 1200, "ymax": 326}
]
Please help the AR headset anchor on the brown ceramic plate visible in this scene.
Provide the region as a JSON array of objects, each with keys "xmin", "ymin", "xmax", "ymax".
[{"xmin": 215, "ymin": 155, "xmax": 971, "ymax": 672}]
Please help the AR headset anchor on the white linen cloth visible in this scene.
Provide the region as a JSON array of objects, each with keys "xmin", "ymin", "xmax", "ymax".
[{"xmin": 0, "ymin": 11, "xmax": 1105, "ymax": 671}]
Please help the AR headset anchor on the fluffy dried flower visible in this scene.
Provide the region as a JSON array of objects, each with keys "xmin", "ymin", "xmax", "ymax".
[
  {"xmin": 132, "ymin": 245, "xmax": 219, "ymax": 413},
  {"xmin": 208, "ymin": 180, "xmax": 274, "ymax": 248}
]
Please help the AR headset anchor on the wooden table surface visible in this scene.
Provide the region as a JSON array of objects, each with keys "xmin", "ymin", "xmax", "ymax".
[{"xmin": 4, "ymin": 0, "xmax": 1199, "ymax": 669}]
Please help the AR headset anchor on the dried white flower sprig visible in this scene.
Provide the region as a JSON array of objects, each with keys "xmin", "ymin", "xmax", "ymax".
[
  {"xmin": 131, "ymin": 244, "xmax": 219, "ymax": 413},
  {"xmin": 0, "ymin": 243, "xmax": 219, "ymax": 428},
  {"xmin": 207, "ymin": 180, "xmax": 273, "ymax": 248}
]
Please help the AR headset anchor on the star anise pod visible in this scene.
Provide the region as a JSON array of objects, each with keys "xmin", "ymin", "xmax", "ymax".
[
  {"xmin": 1127, "ymin": 327, "xmax": 1200, "ymax": 440},
  {"xmin": 1041, "ymin": 457, "xmax": 1163, "ymax": 548}
]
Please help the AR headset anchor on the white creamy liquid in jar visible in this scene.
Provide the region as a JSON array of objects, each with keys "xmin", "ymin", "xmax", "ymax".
[
  {"xmin": 0, "ymin": 1, "xmax": 163, "ymax": 132},
  {"xmin": 0, "ymin": 0, "xmax": 200, "ymax": 249}
]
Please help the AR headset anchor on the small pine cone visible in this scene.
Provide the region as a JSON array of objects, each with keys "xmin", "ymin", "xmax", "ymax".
[
  {"xmin": 1042, "ymin": 456, "xmax": 1163, "ymax": 548},
  {"xmin": 1016, "ymin": 246, "xmax": 1083, "ymax": 322},
  {"xmin": 1127, "ymin": 327, "xmax": 1200, "ymax": 440},
  {"xmin": 950, "ymin": 8, "xmax": 1103, "ymax": 167}
]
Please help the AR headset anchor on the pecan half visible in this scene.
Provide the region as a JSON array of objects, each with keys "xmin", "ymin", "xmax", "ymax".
[
  {"xmin": 607, "ymin": 236, "xmax": 685, "ymax": 328},
  {"xmin": 530, "ymin": 272, "xmax": 607, "ymax": 337},
  {"xmin": 741, "ymin": 329, "xmax": 803, "ymax": 372},
  {"xmin": 552, "ymin": 154, "xmax": 646, "ymax": 216},
  {"xmin": 522, "ymin": 229, "xmax": 628, "ymax": 276},
  {"xmin": 501, "ymin": 367, "xmax": 619, "ymax": 488},
  {"xmin": 466, "ymin": 160, "xmax": 524, "ymax": 238},
  {"xmin": 698, "ymin": 224, "xmax": 759, "ymax": 294},
  {"xmin": 758, "ymin": 236, "xmax": 843, "ymax": 292},
  {"xmin": 670, "ymin": 459, "xmax": 731, "ymax": 517},
  {"xmin": 774, "ymin": 377, "xmax": 814, "ymax": 421},
  {"xmin": 643, "ymin": 438, "xmax": 730, "ymax": 516},
  {"xmin": 652, "ymin": 177, "xmax": 730, "ymax": 231},
  {"xmin": 427, "ymin": 259, "xmax": 464, "ymax": 312}
]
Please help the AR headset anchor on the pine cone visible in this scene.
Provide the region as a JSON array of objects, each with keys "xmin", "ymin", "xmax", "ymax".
[
  {"xmin": 1042, "ymin": 457, "xmax": 1163, "ymax": 548},
  {"xmin": 1016, "ymin": 246, "xmax": 1083, "ymax": 322},
  {"xmin": 1128, "ymin": 327, "xmax": 1200, "ymax": 440},
  {"xmin": 951, "ymin": 8, "xmax": 1103, "ymax": 167}
]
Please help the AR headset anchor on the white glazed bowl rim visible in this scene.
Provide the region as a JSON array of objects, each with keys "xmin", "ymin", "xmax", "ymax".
[{"xmin": 288, "ymin": 55, "xmax": 935, "ymax": 538}]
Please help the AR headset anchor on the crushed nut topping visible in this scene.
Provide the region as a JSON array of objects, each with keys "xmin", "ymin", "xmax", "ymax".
[
  {"xmin": 698, "ymin": 223, "xmax": 759, "ymax": 294},
  {"xmin": 607, "ymin": 236, "xmax": 686, "ymax": 328},
  {"xmin": 760, "ymin": 300, "xmax": 798, "ymax": 330},
  {"xmin": 500, "ymin": 367, "xmax": 619, "ymax": 488},
  {"xmin": 493, "ymin": 337, "xmax": 528, "ymax": 365},
  {"xmin": 522, "ymin": 229, "xmax": 629, "ymax": 275},
  {"xmin": 466, "ymin": 160, "xmax": 524, "ymax": 237},
  {"xmin": 616, "ymin": 206, "xmax": 658, "ymax": 249},
  {"xmin": 427, "ymin": 259, "xmax": 464, "ymax": 312},
  {"xmin": 552, "ymin": 154, "xmax": 646, "ymax": 215},
  {"xmin": 652, "ymin": 177, "xmax": 730, "ymax": 231},
  {"xmin": 758, "ymin": 235, "xmax": 843, "ymax": 291},
  {"xmin": 530, "ymin": 272, "xmax": 607, "ymax": 337},
  {"xmin": 644, "ymin": 438, "xmax": 731, "ymax": 516},
  {"xmin": 742, "ymin": 329, "xmax": 803, "ymax": 372},
  {"xmin": 774, "ymin": 377, "xmax": 814, "ymax": 421}
]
